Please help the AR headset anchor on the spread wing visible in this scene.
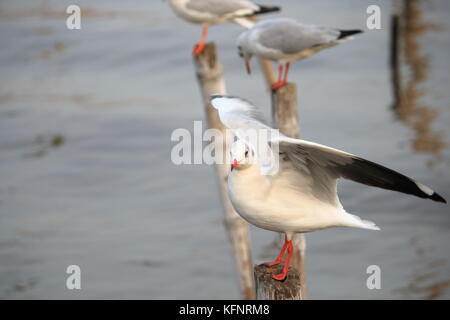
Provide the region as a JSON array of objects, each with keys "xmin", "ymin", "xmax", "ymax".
[
  {"xmin": 276, "ymin": 136, "xmax": 446, "ymax": 204},
  {"xmin": 210, "ymin": 94, "xmax": 269, "ymax": 130},
  {"xmin": 210, "ymin": 95, "xmax": 446, "ymax": 204},
  {"xmin": 210, "ymin": 95, "xmax": 279, "ymax": 175}
]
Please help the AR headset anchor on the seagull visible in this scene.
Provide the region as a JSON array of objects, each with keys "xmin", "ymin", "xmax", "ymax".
[
  {"xmin": 236, "ymin": 17, "xmax": 363, "ymax": 90},
  {"xmin": 168, "ymin": 0, "xmax": 280, "ymax": 56},
  {"xmin": 211, "ymin": 95, "xmax": 446, "ymax": 281}
]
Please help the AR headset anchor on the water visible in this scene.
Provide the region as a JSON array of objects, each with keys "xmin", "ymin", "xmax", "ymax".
[{"xmin": 0, "ymin": 0, "xmax": 449, "ymax": 299}]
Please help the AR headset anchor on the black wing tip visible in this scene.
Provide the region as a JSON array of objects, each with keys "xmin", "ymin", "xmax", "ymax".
[
  {"xmin": 429, "ymin": 192, "xmax": 447, "ymax": 203},
  {"xmin": 338, "ymin": 29, "xmax": 363, "ymax": 39},
  {"xmin": 254, "ymin": 5, "xmax": 281, "ymax": 15}
]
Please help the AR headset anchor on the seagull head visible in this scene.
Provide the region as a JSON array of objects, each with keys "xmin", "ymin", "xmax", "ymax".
[
  {"xmin": 236, "ymin": 33, "xmax": 252, "ymax": 74},
  {"xmin": 230, "ymin": 140, "xmax": 253, "ymax": 171}
]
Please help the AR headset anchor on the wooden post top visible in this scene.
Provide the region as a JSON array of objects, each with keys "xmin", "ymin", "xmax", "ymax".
[{"xmin": 254, "ymin": 264, "xmax": 303, "ymax": 300}]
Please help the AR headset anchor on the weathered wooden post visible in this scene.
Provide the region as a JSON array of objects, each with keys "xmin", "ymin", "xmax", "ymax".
[
  {"xmin": 193, "ymin": 43, "xmax": 255, "ymax": 300},
  {"xmin": 254, "ymin": 263, "xmax": 303, "ymax": 300},
  {"xmin": 390, "ymin": 2, "xmax": 402, "ymax": 111},
  {"xmin": 255, "ymin": 61, "xmax": 307, "ymax": 299}
]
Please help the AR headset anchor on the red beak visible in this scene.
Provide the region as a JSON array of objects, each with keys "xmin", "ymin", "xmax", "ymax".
[
  {"xmin": 232, "ymin": 159, "xmax": 239, "ymax": 169},
  {"xmin": 245, "ymin": 60, "xmax": 251, "ymax": 74}
]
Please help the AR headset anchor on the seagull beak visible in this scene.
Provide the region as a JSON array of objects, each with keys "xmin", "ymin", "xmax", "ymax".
[
  {"xmin": 245, "ymin": 60, "xmax": 251, "ymax": 75},
  {"xmin": 231, "ymin": 159, "xmax": 239, "ymax": 170}
]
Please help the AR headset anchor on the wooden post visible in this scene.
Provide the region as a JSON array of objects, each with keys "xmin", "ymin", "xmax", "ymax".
[
  {"xmin": 271, "ymin": 84, "xmax": 300, "ymax": 138},
  {"xmin": 193, "ymin": 43, "xmax": 255, "ymax": 300},
  {"xmin": 256, "ymin": 60, "xmax": 308, "ymax": 300},
  {"xmin": 258, "ymin": 59, "xmax": 277, "ymax": 86},
  {"xmin": 254, "ymin": 264, "xmax": 303, "ymax": 300},
  {"xmin": 390, "ymin": 7, "xmax": 402, "ymax": 112}
]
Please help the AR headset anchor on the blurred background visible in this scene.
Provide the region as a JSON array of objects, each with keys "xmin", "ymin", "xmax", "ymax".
[{"xmin": 0, "ymin": 0, "xmax": 449, "ymax": 299}]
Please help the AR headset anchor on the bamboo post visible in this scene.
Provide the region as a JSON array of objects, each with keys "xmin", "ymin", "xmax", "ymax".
[
  {"xmin": 193, "ymin": 43, "xmax": 255, "ymax": 300},
  {"xmin": 271, "ymin": 84, "xmax": 300, "ymax": 138},
  {"xmin": 258, "ymin": 59, "xmax": 277, "ymax": 85},
  {"xmin": 390, "ymin": 4, "xmax": 402, "ymax": 112}
]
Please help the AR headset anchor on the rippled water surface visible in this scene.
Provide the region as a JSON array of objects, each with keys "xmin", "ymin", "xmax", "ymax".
[{"xmin": 0, "ymin": 0, "xmax": 449, "ymax": 299}]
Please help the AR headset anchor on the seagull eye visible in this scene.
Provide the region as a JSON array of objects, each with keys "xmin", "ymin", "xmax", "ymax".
[{"xmin": 245, "ymin": 150, "xmax": 249, "ymax": 157}]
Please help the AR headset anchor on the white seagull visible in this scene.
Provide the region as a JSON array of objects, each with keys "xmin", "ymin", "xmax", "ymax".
[
  {"xmin": 236, "ymin": 17, "xmax": 362, "ymax": 90},
  {"xmin": 168, "ymin": 0, "xmax": 280, "ymax": 56},
  {"xmin": 211, "ymin": 95, "xmax": 446, "ymax": 281}
]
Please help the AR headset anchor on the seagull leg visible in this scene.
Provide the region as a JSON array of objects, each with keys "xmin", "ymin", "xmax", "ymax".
[
  {"xmin": 270, "ymin": 64, "xmax": 284, "ymax": 91},
  {"xmin": 272, "ymin": 239, "xmax": 293, "ymax": 281},
  {"xmin": 270, "ymin": 63, "xmax": 289, "ymax": 91},
  {"xmin": 264, "ymin": 235, "xmax": 289, "ymax": 268},
  {"xmin": 193, "ymin": 24, "xmax": 208, "ymax": 56},
  {"xmin": 277, "ymin": 64, "xmax": 283, "ymax": 83}
]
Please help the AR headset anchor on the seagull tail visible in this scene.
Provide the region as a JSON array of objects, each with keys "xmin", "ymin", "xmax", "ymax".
[
  {"xmin": 234, "ymin": 5, "xmax": 280, "ymax": 29},
  {"xmin": 341, "ymin": 213, "xmax": 380, "ymax": 231},
  {"xmin": 254, "ymin": 5, "xmax": 281, "ymax": 15},
  {"xmin": 338, "ymin": 29, "xmax": 363, "ymax": 40},
  {"xmin": 359, "ymin": 219, "xmax": 381, "ymax": 231}
]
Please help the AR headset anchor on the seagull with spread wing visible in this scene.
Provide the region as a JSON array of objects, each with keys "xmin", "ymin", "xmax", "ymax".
[
  {"xmin": 236, "ymin": 17, "xmax": 362, "ymax": 90},
  {"xmin": 168, "ymin": 0, "xmax": 280, "ymax": 56},
  {"xmin": 211, "ymin": 95, "xmax": 446, "ymax": 281}
]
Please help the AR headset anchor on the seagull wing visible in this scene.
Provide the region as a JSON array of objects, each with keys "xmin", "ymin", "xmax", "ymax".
[
  {"xmin": 276, "ymin": 136, "xmax": 447, "ymax": 204},
  {"xmin": 211, "ymin": 95, "xmax": 446, "ymax": 203},
  {"xmin": 256, "ymin": 18, "xmax": 340, "ymax": 55},
  {"xmin": 210, "ymin": 95, "xmax": 270, "ymax": 131},
  {"xmin": 211, "ymin": 95, "xmax": 279, "ymax": 175}
]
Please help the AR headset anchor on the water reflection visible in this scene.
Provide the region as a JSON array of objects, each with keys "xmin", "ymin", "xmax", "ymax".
[
  {"xmin": 392, "ymin": 235, "xmax": 449, "ymax": 299},
  {"xmin": 390, "ymin": 0, "xmax": 446, "ymax": 162}
]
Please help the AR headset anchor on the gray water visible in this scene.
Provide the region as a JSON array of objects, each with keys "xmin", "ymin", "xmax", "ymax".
[{"xmin": 0, "ymin": 0, "xmax": 449, "ymax": 299}]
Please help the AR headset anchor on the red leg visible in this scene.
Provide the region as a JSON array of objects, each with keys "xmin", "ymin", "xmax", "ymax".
[
  {"xmin": 272, "ymin": 240, "xmax": 293, "ymax": 281},
  {"xmin": 264, "ymin": 236, "xmax": 289, "ymax": 267},
  {"xmin": 193, "ymin": 24, "xmax": 208, "ymax": 56},
  {"xmin": 270, "ymin": 63, "xmax": 289, "ymax": 91},
  {"xmin": 277, "ymin": 64, "xmax": 284, "ymax": 83}
]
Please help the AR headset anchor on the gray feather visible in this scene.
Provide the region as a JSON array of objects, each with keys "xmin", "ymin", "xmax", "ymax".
[
  {"xmin": 257, "ymin": 18, "xmax": 340, "ymax": 54},
  {"xmin": 279, "ymin": 140, "xmax": 446, "ymax": 204}
]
